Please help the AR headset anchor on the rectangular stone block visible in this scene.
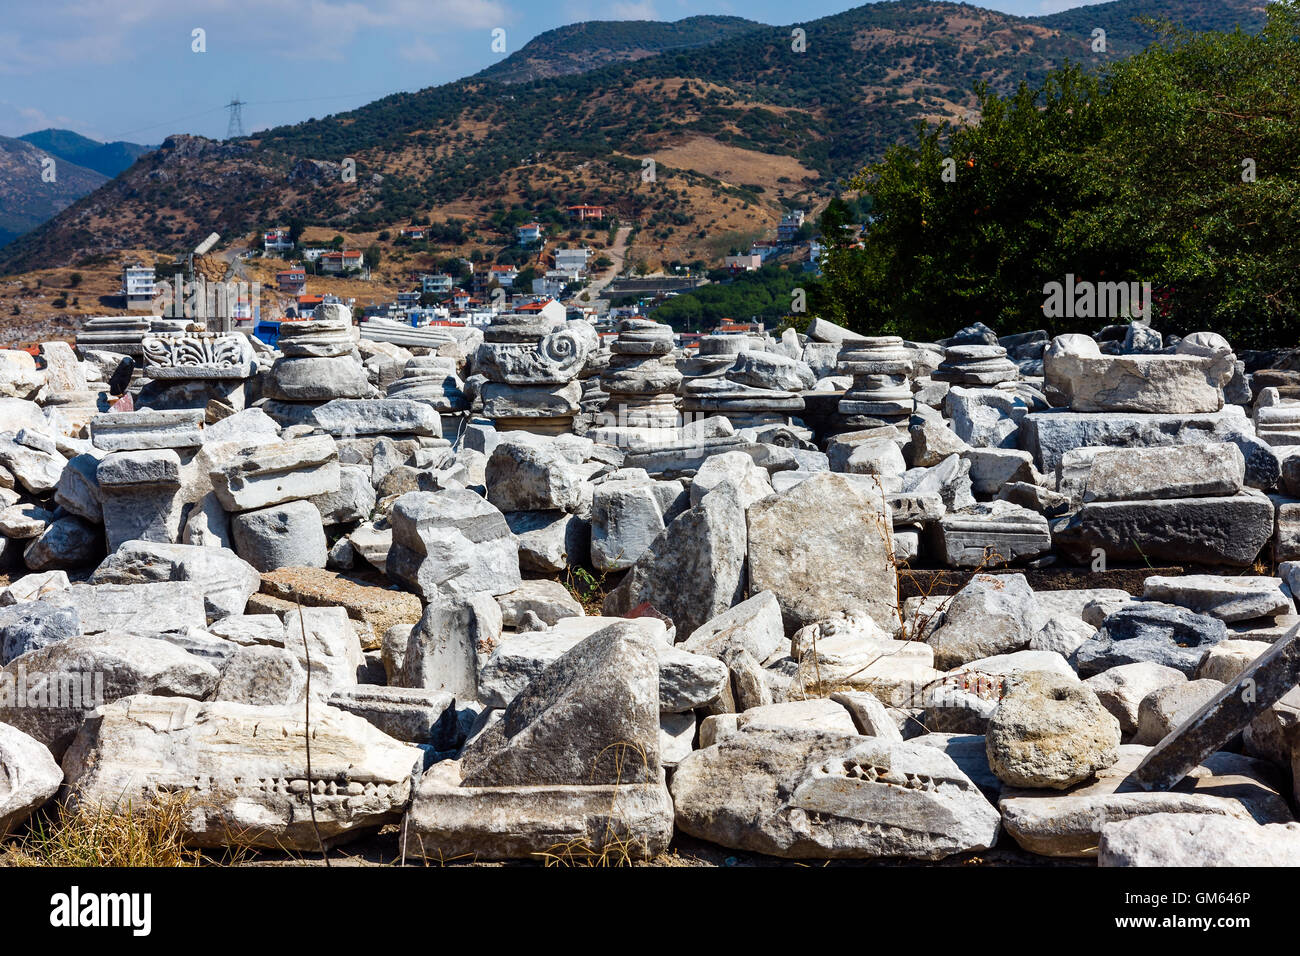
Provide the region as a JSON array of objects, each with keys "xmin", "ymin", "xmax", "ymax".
[{"xmin": 209, "ymin": 435, "xmax": 340, "ymax": 512}]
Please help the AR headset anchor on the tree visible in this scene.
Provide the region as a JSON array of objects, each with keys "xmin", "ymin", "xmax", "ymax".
[
  {"xmin": 821, "ymin": 2, "xmax": 1300, "ymax": 347},
  {"xmin": 364, "ymin": 244, "xmax": 382, "ymax": 270}
]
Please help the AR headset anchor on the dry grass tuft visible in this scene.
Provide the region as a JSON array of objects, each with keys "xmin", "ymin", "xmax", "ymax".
[{"xmin": 2, "ymin": 793, "xmax": 242, "ymax": 868}]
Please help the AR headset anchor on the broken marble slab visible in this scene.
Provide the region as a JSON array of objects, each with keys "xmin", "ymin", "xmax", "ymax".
[
  {"xmin": 1045, "ymin": 348, "xmax": 1233, "ymax": 414},
  {"xmin": 0, "ymin": 722, "xmax": 62, "ymax": 837},
  {"xmin": 0, "ymin": 569, "xmax": 70, "ymax": 607},
  {"xmin": 0, "ymin": 632, "xmax": 221, "ymax": 759},
  {"xmin": 999, "ymin": 747, "xmax": 1292, "ymax": 858},
  {"xmin": 208, "ymin": 435, "xmax": 341, "ymax": 512},
  {"xmin": 604, "ymin": 480, "xmax": 747, "ymax": 638},
  {"xmin": 1084, "ymin": 662, "xmax": 1188, "ymax": 740},
  {"xmin": 96, "ymin": 449, "xmax": 186, "ymax": 552},
  {"xmin": 1082, "ymin": 442, "xmax": 1244, "ymax": 503},
  {"xmin": 1051, "ymin": 494, "xmax": 1274, "ymax": 568},
  {"xmin": 747, "ymin": 472, "xmax": 898, "ymax": 634},
  {"xmin": 310, "ymin": 398, "xmax": 439, "ymax": 437},
  {"xmin": 62, "ymin": 694, "xmax": 422, "ymax": 849},
  {"xmin": 1141, "ymin": 574, "xmax": 1294, "ymax": 623},
  {"xmin": 935, "ymin": 501, "xmax": 1051, "ymax": 568},
  {"xmin": 671, "ymin": 726, "xmax": 1001, "ymax": 860},
  {"xmin": 1020, "ymin": 406, "xmax": 1268, "ymax": 483},
  {"xmin": 1099, "ymin": 812, "xmax": 1300, "ymax": 867},
  {"xmin": 90, "ymin": 409, "xmax": 204, "ymax": 452},
  {"xmin": 89, "ymin": 541, "xmax": 260, "ymax": 622},
  {"xmin": 1130, "ymin": 621, "xmax": 1300, "ymax": 790},
  {"xmin": 1071, "ymin": 602, "xmax": 1227, "ymax": 678},
  {"xmin": 401, "ymin": 757, "xmax": 673, "ymax": 862},
  {"xmin": 42, "ymin": 581, "xmax": 207, "ymax": 635},
  {"xmin": 476, "ymin": 617, "xmax": 722, "ymax": 712},
  {"xmin": 327, "ymin": 685, "xmax": 458, "ymax": 747},
  {"xmin": 387, "ymin": 489, "xmax": 521, "ymax": 602}
]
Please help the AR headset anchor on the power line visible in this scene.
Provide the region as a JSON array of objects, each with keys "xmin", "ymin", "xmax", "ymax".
[{"xmin": 94, "ymin": 88, "xmax": 400, "ymax": 145}]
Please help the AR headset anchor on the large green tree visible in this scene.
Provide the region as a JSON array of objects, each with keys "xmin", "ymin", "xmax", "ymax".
[{"xmin": 823, "ymin": 1, "xmax": 1300, "ymax": 348}]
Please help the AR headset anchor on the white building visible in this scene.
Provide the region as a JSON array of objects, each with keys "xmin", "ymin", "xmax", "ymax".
[
  {"xmin": 121, "ymin": 264, "xmax": 155, "ymax": 310},
  {"xmin": 554, "ymin": 247, "xmax": 592, "ymax": 275},
  {"xmin": 516, "ymin": 223, "xmax": 544, "ymax": 246}
]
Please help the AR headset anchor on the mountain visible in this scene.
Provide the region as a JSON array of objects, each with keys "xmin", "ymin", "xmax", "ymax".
[
  {"xmin": 476, "ymin": 15, "xmax": 767, "ymax": 83},
  {"xmin": 19, "ymin": 129, "xmax": 153, "ymax": 178},
  {"xmin": 0, "ymin": 137, "xmax": 107, "ymax": 248},
  {"xmin": 0, "ymin": 0, "xmax": 1268, "ymax": 276}
]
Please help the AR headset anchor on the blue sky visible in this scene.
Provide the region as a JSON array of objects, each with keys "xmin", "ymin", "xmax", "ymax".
[{"xmin": 0, "ymin": 0, "xmax": 1110, "ymax": 144}]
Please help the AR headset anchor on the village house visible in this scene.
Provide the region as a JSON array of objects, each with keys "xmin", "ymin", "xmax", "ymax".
[
  {"xmin": 263, "ymin": 228, "xmax": 294, "ymax": 254},
  {"xmin": 399, "ymin": 226, "xmax": 427, "ymax": 240},
  {"xmin": 724, "ymin": 253, "xmax": 763, "ymax": 272},
  {"xmin": 421, "ymin": 273, "xmax": 453, "ymax": 295},
  {"xmin": 295, "ymin": 294, "xmax": 324, "ymax": 318},
  {"xmin": 554, "ymin": 247, "xmax": 592, "ymax": 275},
  {"xmin": 777, "ymin": 209, "xmax": 806, "ymax": 242},
  {"xmin": 318, "ymin": 250, "xmax": 364, "ymax": 274},
  {"xmin": 516, "ymin": 222, "xmax": 545, "ymax": 246},
  {"xmin": 566, "ymin": 204, "xmax": 605, "ymax": 222},
  {"xmin": 488, "ymin": 264, "xmax": 520, "ymax": 287},
  {"xmin": 515, "ymin": 296, "xmax": 567, "ymax": 325},
  {"xmin": 277, "ymin": 269, "xmax": 306, "ymax": 294},
  {"xmin": 121, "ymin": 263, "xmax": 156, "ymax": 310}
]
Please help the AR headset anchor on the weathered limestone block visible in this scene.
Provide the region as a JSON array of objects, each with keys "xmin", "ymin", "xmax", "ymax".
[
  {"xmin": 96, "ymin": 449, "xmax": 185, "ymax": 551},
  {"xmin": 747, "ymin": 472, "xmax": 897, "ymax": 634},
  {"xmin": 1045, "ymin": 341, "xmax": 1233, "ymax": 413},
  {"xmin": 309, "ymin": 398, "xmax": 439, "ymax": 437},
  {"xmin": 282, "ymin": 605, "xmax": 361, "ymax": 697},
  {"xmin": 42, "ymin": 580, "xmax": 206, "ymax": 635},
  {"xmin": 89, "ymin": 541, "xmax": 260, "ymax": 622},
  {"xmin": 671, "ymin": 727, "xmax": 1001, "ymax": 860},
  {"xmin": 999, "ymin": 747, "xmax": 1292, "ymax": 858},
  {"xmin": 1084, "ymin": 662, "xmax": 1187, "ymax": 739},
  {"xmin": 209, "ymin": 435, "xmax": 340, "ymax": 512},
  {"xmin": 327, "ymin": 685, "xmax": 458, "ymax": 747},
  {"xmin": 1131, "ymin": 622, "xmax": 1300, "ymax": 790},
  {"xmin": 1134, "ymin": 679, "xmax": 1226, "ymax": 746},
  {"xmin": 1071, "ymin": 602, "xmax": 1227, "ymax": 678},
  {"xmin": 401, "ymin": 758, "xmax": 673, "ymax": 862},
  {"xmin": 212, "ymin": 645, "xmax": 307, "ymax": 706},
  {"xmin": 1051, "ymin": 494, "xmax": 1273, "ymax": 569},
  {"xmin": 462, "ymin": 622, "xmax": 661, "ymax": 787},
  {"xmin": 0, "ymin": 722, "xmax": 62, "ymax": 836},
  {"xmin": 1083, "ymin": 443, "xmax": 1244, "ymax": 503},
  {"xmin": 1142, "ymin": 574, "xmax": 1292, "ymax": 623},
  {"xmin": 258, "ymin": 567, "xmax": 423, "ymax": 644},
  {"xmin": 924, "ymin": 573, "xmax": 1043, "ymax": 670},
  {"xmin": 90, "ymin": 410, "xmax": 204, "ymax": 452},
  {"xmin": 62, "ymin": 695, "xmax": 422, "ymax": 849},
  {"xmin": 604, "ymin": 481, "xmax": 747, "ymax": 638},
  {"xmin": 387, "ymin": 489, "xmax": 521, "ymax": 601},
  {"xmin": 985, "ymin": 673, "xmax": 1119, "ymax": 790},
  {"xmin": 21, "ymin": 517, "xmax": 100, "ymax": 572},
  {"xmin": 1100, "ymin": 813, "xmax": 1300, "ymax": 867},
  {"xmin": 398, "ymin": 592, "xmax": 501, "ymax": 700},
  {"xmin": 0, "ymin": 632, "xmax": 220, "ymax": 758},
  {"xmin": 230, "ymin": 500, "xmax": 329, "ymax": 572},
  {"xmin": 936, "ymin": 501, "xmax": 1051, "ymax": 568}
]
